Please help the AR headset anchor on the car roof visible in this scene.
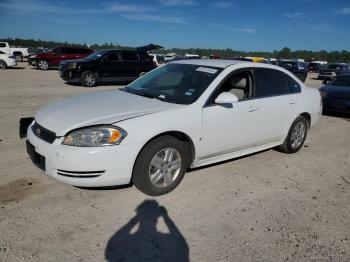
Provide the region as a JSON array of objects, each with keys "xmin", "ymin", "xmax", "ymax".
[{"xmin": 171, "ymin": 59, "xmax": 249, "ymax": 68}]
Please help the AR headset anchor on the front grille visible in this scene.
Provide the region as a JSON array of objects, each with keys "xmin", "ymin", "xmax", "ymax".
[
  {"xmin": 57, "ymin": 169, "xmax": 105, "ymax": 178},
  {"xmin": 32, "ymin": 122, "xmax": 56, "ymax": 144}
]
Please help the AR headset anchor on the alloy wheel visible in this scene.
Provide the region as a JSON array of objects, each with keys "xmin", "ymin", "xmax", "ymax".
[
  {"xmin": 38, "ymin": 60, "xmax": 48, "ymax": 70},
  {"xmin": 148, "ymin": 147, "xmax": 182, "ymax": 188},
  {"xmin": 83, "ymin": 73, "xmax": 96, "ymax": 86},
  {"xmin": 291, "ymin": 122, "xmax": 306, "ymax": 149}
]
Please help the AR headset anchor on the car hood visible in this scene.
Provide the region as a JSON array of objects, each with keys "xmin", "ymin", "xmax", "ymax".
[
  {"xmin": 320, "ymin": 85, "xmax": 350, "ymax": 99},
  {"xmin": 35, "ymin": 90, "xmax": 182, "ymax": 136}
]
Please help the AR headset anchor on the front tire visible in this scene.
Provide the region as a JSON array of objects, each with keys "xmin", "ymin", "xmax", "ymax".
[
  {"xmin": 38, "ymin": 60, "xmax": 49, "ymax": 70},
  {"xmin": 80, "ymin": 71, "xmax": 97, "ymax": 87},
  {"xmin": 0, "ymin": 60, "xmax": 7, "ymax": 70},
  {"xmin": 132, "ymin": 136, "xmax": 189, "ymax": 196},
  {"xmin": 278, "ymin": 116, "xmax": 308, "ymax": 154}
]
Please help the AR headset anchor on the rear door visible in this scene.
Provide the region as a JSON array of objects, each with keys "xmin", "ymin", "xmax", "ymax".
[
  {"xmin": 75, "ymin": 48, "xmax": 92, "ymax": 59},
  {"xmin": 120, "ymin": 51, "xmax": 139, "ymax": 78},
  {"xmin": 252, "ymin": 68, "xmax": 300, "ymax": 144},
  {"xmin": 50, "ymin": 47, "xmax": 66, "ymax": 65}
]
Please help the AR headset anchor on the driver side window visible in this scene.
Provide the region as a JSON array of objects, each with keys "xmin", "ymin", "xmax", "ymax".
[{"xmin": 210, "ymin": 70, "xmax": 253, "ymax": 105}]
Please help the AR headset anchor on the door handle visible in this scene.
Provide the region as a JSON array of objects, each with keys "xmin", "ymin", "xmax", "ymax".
[
  {"xmin": 248, "ymin": 105, "xmax": 259, "ymax": 112},
  {"xmin": 289, "ymin": 100, "xmax": 296, "ymax": 105}
]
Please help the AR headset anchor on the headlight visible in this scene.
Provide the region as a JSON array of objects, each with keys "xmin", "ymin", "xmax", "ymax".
[
  {"xmin": 67, "ymin": 62, "xmax": 77, "ymax": 70},
  {"xmin": 62, "ymin": 126, "xmax": 127, "ymax": 147}
]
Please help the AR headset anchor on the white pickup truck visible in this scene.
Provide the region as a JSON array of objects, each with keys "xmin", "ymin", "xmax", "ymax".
[{"xmin": 0, "ymin": 42, "xmax": 29, "ymax": 61}]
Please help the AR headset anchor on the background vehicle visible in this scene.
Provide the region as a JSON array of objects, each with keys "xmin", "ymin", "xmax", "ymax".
[
  {"xmin": 28, "ymin": 48, "xmax": 52, "ymax": 66},
  {"xmin": 0, "ymin": 42, "xmax": 29, "ymax": 62},
  {"xmin": 0, "ymin": 50, "xmax": 17, "ymax": 69},
  {"xmin": 32, "ymin": 46, "xmax": 94, "ymax": 70},
  {"xmin": 308, "ymin": 61, "xmax": 327, "ymax": 73},
  {"xmin": 164, "ymin": 53, "xmax": 177, "ymax": 62},
  {"xmin": 25, "ymin": 60, "xmax": 321, "ymax": 196},
  {"xmin": 318, "ymin": 64, "xmax": 350, "ymax": 80},
  {"xmin": 149, "ymin": 54, "xmax": 165, "ymax": 67},
  {"xmin": 319, "ymin": 75, "xmax": 350, "ymax": 113},
  {"xmin": 59, "ymin": 49, "xmax": 157, "ymax": 87},
  {"xmin": 277, "ymin": 60, "xmax": 308, "ymax": 82}
]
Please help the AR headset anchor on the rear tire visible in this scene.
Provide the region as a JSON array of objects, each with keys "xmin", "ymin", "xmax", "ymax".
[
  {"xmin": 0, "ymin": 60, "xmax": 7, "ymax": 69},
  {"xmin": 132, "ymin": 136, "xmax": 189, "ymax": 196},
  {"xmin": 15, "ymin": 54, "xmax": 23, "ymax": 62},
  {"xmin": 80, "ymin": 71, "xmax": 97, "ymax": 87},
  {"xmin": 38, "ymin": 60, "xmax": 49, "ymax": 70},
  {"xmin": 278, "ymin": 116, "xmax": 308, "ymax": 154}
]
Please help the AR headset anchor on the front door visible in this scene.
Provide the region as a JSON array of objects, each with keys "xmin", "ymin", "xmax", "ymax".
[
  {"xmin": 199, "ymin": 69, "xmax": 261, "ymax": 158},
  {"xmin": 98, "ymin": 51, "xmax": 123, "ymax": 80}
]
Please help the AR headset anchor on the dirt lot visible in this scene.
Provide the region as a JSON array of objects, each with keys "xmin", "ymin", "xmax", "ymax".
[{"xmin": 0, "ymin": 63, "xmax": 349, "ymax": 262}]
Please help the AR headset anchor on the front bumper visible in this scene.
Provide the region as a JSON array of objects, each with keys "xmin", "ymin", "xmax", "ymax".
[
  {"xmin": 26, "ymin": 123, "xmax": 142, "ymax": 187},
  {"xmin": 28, "ymin": 58, "xmax": 37, "ymax": 66},
  {"xmin": 59, "ymin": 68, "xmax": 80, "ymax": 82},
  {"xmin": 318, "ymin": 74, "xmax": 335, "ymax": 80}
]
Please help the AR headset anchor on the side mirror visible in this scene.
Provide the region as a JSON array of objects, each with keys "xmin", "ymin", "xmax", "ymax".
[{"xmin": 215, "ymin": 92, "xmax": 239, "ymax": 105}]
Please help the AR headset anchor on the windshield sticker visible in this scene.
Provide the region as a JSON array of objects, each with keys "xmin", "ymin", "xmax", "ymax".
[
  {"xmin": 158, "ymin": 94, "xmax": 166, "ymax": 99},
  {"xmin": 196, "ymin": 67, "xmax": 218, "ymax": 74},
  {"xmin": 184, "ymin": 91, "xmax": 193, "ymax": 96}
]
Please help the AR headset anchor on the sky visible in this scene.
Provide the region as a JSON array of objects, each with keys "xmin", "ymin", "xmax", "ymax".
[{"xmin": 0, "ymin": 0, "xmax": 350, "ymax": 51}]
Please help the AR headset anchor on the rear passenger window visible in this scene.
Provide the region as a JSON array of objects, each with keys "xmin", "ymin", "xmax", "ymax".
[
  {"xmin": 121, "ymin": 52, "xmax": 138, "ymax": 61},
  {"xmin": 286, "ymin": 75, "xmax": 301, "ymax": 93},
  {"xmin": 254, "ymin": 68, "xmax": 290, "ymax": 97}
]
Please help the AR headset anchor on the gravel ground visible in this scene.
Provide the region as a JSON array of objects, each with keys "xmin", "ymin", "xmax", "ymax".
[{"xmin": 0, "ymin": 63, "xmax": 349, "ymax": 262}]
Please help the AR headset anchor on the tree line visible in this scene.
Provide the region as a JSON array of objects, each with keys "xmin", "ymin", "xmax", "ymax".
[{"xmin": 1, "ymin": 38, "xmax": 349, "ymax": 63}]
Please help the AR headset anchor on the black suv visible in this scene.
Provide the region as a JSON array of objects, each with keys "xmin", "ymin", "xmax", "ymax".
[
  {"xmin": 59, "ymin": 49, "xmax": 157, "ymax": 87},
  {"xmin": 277, "ymin": 61, "xmax": 308, "ymax": 82},
  {"xmin": 318, "ymin": 64, "xmax": 350, "ymax": 80}
]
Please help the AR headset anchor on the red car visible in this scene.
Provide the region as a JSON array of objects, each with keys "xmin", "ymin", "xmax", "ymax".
[{"xmin": 31, "ymin": 46, "xmax": 94, "ymax": 70}]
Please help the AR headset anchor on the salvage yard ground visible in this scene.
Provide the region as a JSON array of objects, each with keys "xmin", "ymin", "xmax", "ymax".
[{"xmin": 0, "ymin": 62, "xmax": 349, "ymax": 261}]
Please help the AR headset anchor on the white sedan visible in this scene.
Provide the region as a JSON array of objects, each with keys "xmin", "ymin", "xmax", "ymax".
[
  {"xmin": 0, "ymin": 51, "xmax": 17, "ymax": 69},
  {"xmin": 25, "ymin": 60, "xmax": 322, "ymax": 196}
]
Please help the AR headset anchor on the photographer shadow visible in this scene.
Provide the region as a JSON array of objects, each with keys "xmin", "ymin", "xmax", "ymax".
[{"xmin": 105, "ymin": 200, "xmax": 189, "ymax": 262}]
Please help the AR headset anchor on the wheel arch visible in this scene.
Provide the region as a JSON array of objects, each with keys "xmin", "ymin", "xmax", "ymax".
[
  {"xmin": 299, "ymin": 112, "xmax": 311, "ymax": 128},
  {"xmin": 12, "ymin": 51, "xmax": 23, "ymax": 56},
  {"xmin": 135, "ymin": 130, "xmax": 196, "ymax": 169},
  {"xmin": 0, "ymin": 59, "xmax": 7, "ymax": 66}
]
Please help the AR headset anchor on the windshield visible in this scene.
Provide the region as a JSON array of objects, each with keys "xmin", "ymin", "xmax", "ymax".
[
  {"xmin": 328, "ymin": 75, "xmax": 350, "ymax": 87},
  {"xmin": 84, "ymin": 50, "xmax": 108, "ymax": 61},
  {"xmin": 123, "ymin": 63, "xmax": 222, "ymax": 105}
]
